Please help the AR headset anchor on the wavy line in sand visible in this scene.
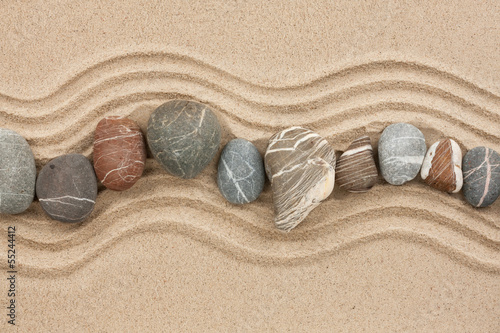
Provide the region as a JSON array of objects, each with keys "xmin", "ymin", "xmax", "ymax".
[
  {"xmin": 1, "ymin": 70, "xmax": 498, "ymax": 122},
  {"xmin": 22, "ymin": 103, "xmax": 500, "ymax": 167},
  {"xmin": 0, "ymin": 55, "xmax": 498, "ymax": 165},
  {"xmin": 6, "ymin": 173, "xmax": 500, "ymax": 248},
  {"xmin": 4, "ymin": 212, "xmax": 500, "ymax": 277},
  {"xmin": 0, "ymin": 76, "xmax": 499, "ymax": 165},
  {"xmin": 0, "ymin": 51, "xmax": 498, "ymax": 105},
  {"xmin": 2, "ymin": 171, "xmax": 499, "ymax": 276},
  {"xmin": 0, "ymin": 52, "xmax": 498, "ymax": 276},
  {"xmin": 2, "ymin": 80, "xmax": 500, "ymax": 137},
  {"xmin": 0, "ymin": 67, "xmax": 498, "ymax": 131},
  {"xmin": 0, "ymin": 53, "xmax": 498, "ymax": 137}
]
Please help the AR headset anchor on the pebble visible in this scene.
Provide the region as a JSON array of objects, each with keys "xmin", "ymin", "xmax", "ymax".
[
  {"xmin": 378, "ymin": 123, "xmax": 426, "ymax": 185},
  {"xmin": 265, "ymin": 126, "xmax": 335, "ymax": 232},
  {"xmin": 0, "ymin": 128, "xmax": 36, "ymax": 214},
  {"xmin": 147, "ymin": 100, "xmax": 221, "ymax": 179},
  {"xmin": 336, "ymin": 136, "xmax": 378, "ymax": 192},
  {"xmin": 93, "ymin": 116, "xmax": 146, "ymax": 191},
  {"xmin": 36, "ymin": 154, "xmax": 97, "ymax": 223},
  {"xmin": 217, "ymin": 139, "xmax": 265, "ymax": 204},
  {"xmin": 462, "ymin": 146, "xmax": 500, "ymax": 207},
  {"xmin": 421, "ymin": 138, "xmax": 463, "ymax": 193}
]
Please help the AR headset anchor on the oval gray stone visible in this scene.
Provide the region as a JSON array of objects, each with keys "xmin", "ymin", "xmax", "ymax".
[
  {"xmin": 217, "ymin": 139, "xmax": 265, "ymax": 204},
  {"xmin": 147, "ymin": 100, "xmax": 221, "ymax": 179},
  {"xmin": 0, "ymin": 128, "xmax": 36, "ymax": 214},
  {"xmin": 36, "ymin": 154, "xmax": 97, "ymax": 223},
  {"xmin": 462, "ymin": 146, "xmax": 500, "ymax": 208},
  {"xmin": 378, "ymin": 123, "xmax": 426, "ymax": 185}
]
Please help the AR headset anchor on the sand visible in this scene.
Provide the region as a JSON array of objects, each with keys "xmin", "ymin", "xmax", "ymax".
[{"xmin": 0, "ymin": 0, "xmax": 499, "ymax": 331}]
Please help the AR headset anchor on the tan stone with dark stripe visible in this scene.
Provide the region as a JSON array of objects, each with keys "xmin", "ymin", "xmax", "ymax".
[
  {"xmin": 336, "ymin": 136, "xmax": 378, "ymax": 192},
  {"xmin": 265, "ymin": 126, "xmax": 335, "ymax": 232}
]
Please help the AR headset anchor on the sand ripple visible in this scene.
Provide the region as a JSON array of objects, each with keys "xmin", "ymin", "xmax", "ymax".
[
  {"xmin": 0, "ymin": 52, "xmax": 498, "ymax": 276},
  {"xmin": 0, "ymin": 168, "xmax": 498, "ymax": 277},
  {"xmin": 0, "ymin": 52, "xmax": 498, "ymax": 161}
]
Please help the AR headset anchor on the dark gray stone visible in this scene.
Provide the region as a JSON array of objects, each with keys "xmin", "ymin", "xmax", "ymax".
[
  {"xmin": 217, "ymin": 139, "xmax": 265, "ymax": 204},
  {"xmin": 378, "ymin": 123, "xmax": 426, "ymax": 185},
  {"xmin": 147, "ymin": 100, "xmax": 221, "ymax": 179},
  {"xmin": 462, "ymin": 146, "xmax": 500, "ymax": 208},
  {"xmin": 36, "ymin": 154, "xmax": 97, "ymax": 223},
  {"xmin": 0, "ymin": 128, "xmax": 36, "ymax": 214}
]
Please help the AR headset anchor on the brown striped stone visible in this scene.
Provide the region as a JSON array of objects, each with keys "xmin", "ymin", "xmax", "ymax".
[
  {"xmin": 264, "ymin": 127, "xmax": 336, "ymax": 232},
  {"xmin": 420, "ymin": 138, "xmax": 462, "ymax": 193},
  {"xmin": 93, "ymin": 116, "xmax": 147, "ymax": 191},
  {"xmin": 336, "ymin": 136, "xmax": 378, "ymax": 192}
]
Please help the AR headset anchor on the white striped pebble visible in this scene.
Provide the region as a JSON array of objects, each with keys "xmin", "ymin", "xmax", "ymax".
[
  {"xmin": 264, "ymin": 127, "xmax": 335, "ymax": 232},
  {"xmin": 336, "ymin": 136, "xmax": 378, "ymax": 192}
]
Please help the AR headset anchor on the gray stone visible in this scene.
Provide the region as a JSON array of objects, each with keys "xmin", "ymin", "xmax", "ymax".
[
  {"xmin": 462, "ymin": 146, "xmax": 500, "ymax": 208},
  {"xmin": 378, "ymin": 123, "xmax": 426, "ymax": 185},
  {"xmin": 0, "ymin": 128, "xmax": 36, "ymax": 214},
  {"xmin": 217, "ymin": 139, "xmax": 265, "ymax": 204},
  {"xmin": 36, "ymin": 154, "xmax": 97, "ymax": 223},
  {"xmin": 147, "ymin": 100, "xmax": 221, "ymax": 179}
]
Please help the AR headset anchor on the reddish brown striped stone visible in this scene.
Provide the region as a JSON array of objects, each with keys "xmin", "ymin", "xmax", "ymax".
[
  {"xmin": 93, "ymin": 116, "xmax": 146, "ymax": 191},
  {"xmin": 420, "ymin": 138, "xmax": 463, "ymax": 193},
  {"xmin": 336, "ymin": 136, "xmax": 378, "ymax": 192}
]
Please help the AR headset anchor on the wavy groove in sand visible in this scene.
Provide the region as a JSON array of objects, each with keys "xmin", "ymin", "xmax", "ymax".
[
  {"xmin": 0, "ymin": 52, "xmax": 498, "ymax": 276},
  {"xmin": 2, "ymin": 170, "xmax": 499, "ymax": 276},
  {"xmin": 22, "ymin": 98, "xmax": 500, "ymax": 163},
  {"xmin": 1, "ymin": 52, "xmax": 498, "ymax": 104},
  {"xmin": 0, "ymin": 56, "xmax": 498, "ymax": 164},
  {"xmin": 6, "ymin": 218, "xmax": 500, "ymax": 277},
  {"xmin": 8, "ymin": 170, "xmax": 500, "ymax": 245},
  {"xmin": 0, "ymin": 52, "xmax": 498, "ymax": 135},
  {"xmin": 0, "ymin": 52, "xmax": 498, "ymax": 165}
]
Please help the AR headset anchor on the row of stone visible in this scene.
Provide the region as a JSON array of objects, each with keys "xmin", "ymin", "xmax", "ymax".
[
  {"xmin": 1, "ymin": 100, "xmax": 499, "ymax": 230},
  {"xmin": 266, "ymin": 123, "xmax": 500, "ymax": 231}
]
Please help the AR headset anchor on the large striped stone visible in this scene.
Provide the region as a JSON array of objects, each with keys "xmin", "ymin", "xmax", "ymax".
[
  {"xmin": 264, "ymin": 127, "xmax": 335, "ymax": 232},
  {"xmin": 378, "ymin": 123, "xmax": 426, "ymax": 185},
  {"xmin": 420, "ymin": 138, "xmax": 463, "ymax": 193},
  {"xmin": 336, "ymin": 136, "xmax": 378, "ymax": 192},
  {"xmin": 463, "ymin": 147, "xmax": 500, "ymax": 207}
]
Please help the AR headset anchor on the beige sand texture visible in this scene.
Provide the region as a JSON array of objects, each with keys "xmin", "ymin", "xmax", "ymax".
[{"xmin": 1, "ymin": 0, "xmax": 499, "ymax": 331}]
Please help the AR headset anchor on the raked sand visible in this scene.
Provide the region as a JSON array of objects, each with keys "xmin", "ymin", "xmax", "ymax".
[{"xmin": 0, "ymin": 1, "xmax": 499, "ymax": 331}]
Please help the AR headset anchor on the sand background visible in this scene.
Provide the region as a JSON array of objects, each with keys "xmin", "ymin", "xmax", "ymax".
[{"xmin": 0, "ymin": 0, "xmax": 499, "ymax": 331}]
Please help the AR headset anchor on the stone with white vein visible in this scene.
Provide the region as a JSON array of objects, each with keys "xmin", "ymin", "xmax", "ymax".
[
  {"xmin": 147, "ymin": 100, "xmax": 221, "ymax": 179},
  {"xmin": 36, "ymin": 154, "xmax": 97, "ymax": 223},
  {"xmin": 378, "ymin": 123, "xmax": 426, "ymax": 185},
  {"xmin": 0, "ymin": 128, "xmax": 36, "ymax": 214},
  {"xmin": 462, "ymin": 146, "xmax": 500, "ymax": 207},
  {"xmin": 217, "ymin": 139, "xmax": 265, "ymax": 204},
  {"xmin": 265, "ymin": 127, "xmax": 335, "ymax": 232}
]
